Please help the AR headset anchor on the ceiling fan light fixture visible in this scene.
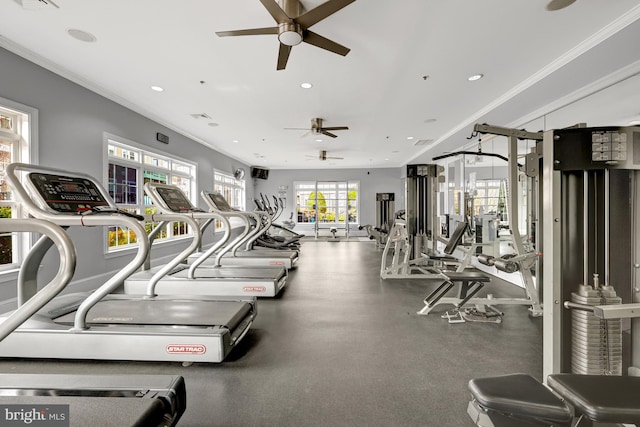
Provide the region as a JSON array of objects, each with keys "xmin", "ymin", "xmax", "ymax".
[
  {"xmin": 278, "ymin": 23, "xmax": 303, "ymax": 46},
  {"xmin": 546, "ymin": 0, "xmax": 577, "ymax": 11},
  {"xmin": 67, "ymin": 28, "xmax": 96, "ymax": 43}
]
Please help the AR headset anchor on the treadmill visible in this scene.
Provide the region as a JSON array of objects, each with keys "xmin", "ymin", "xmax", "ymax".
[
  {"xmin": 123, "ymin": 183, "xmax": 287, "ymax": 297},
  {"xmin": 0, "ymin": 163, "xmax": 255, "ymax": 364},
  {"xmin": 186, "ymin": 191, "xmax": 298, "ymax": 269},
  {"xmin": 0, "ymin": 217, "xmax": 186, "ymax": 426}
]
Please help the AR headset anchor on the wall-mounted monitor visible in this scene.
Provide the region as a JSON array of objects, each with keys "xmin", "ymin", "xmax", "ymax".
[{"xmin": 251, "ymin": 166, "xmax": 269, "ymax": 180}]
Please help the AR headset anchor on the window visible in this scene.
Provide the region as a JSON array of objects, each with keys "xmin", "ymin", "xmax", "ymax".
[
  {"xmin": 470, "ymin": 179, "xmax": 506, "ymax": 218},
  {"xmin": 105, "ymin": 135, "xmax": 196, "ymax": 252},
  {"xmin": 294, "ymin": 181, "xmax": 359, "ymax": 224},
  {"xmin": 0, "ymin": 98, "xmax": 37, "ymax": 273},
  {"xmin": 214, "ymin": 170, "xmax": 245, "ymax": 210}
]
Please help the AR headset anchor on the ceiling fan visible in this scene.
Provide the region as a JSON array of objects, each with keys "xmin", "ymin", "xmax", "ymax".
[
  {"xmin": 546, "ymin": 0, "xmax": 576, "ymax": 11},
  {"xmin": 216, "ymin": 0, "xmax": 356, "ymax": 70},
  {"xmin": 307, "ymin": 150, "xmax": 343, "ymax": 161},
  {"xmin": 286, "ymin": 118, "xmax": 349, "ymax": 138}
]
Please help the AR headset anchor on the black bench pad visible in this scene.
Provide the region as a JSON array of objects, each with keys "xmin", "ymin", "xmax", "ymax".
[
  {"xmin": 469, "ymin": 374, "xmax": 572, "ymax": 423},
  {"xmin": 442, "ymin": 271, "xmax": 491, "ymax": 282},
  {"xmin": 548, "ymin": 374, "xmax": 640, "ymax": 423}
]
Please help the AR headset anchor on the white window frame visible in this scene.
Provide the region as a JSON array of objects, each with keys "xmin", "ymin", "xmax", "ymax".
[
  {"xmin": 103, "ymin": 133, "xmax": 197, "ymax": 255},
  {"xmin": 213, "ymin": 169, "xmax": 245, "ymax": 210},
  {"xmin": 0, "ymin": 97, "xmax": 39, "ymax": 280},
  {"xmin": 293, "ymin": 180, "xmax": 359, "ymax": 225}
]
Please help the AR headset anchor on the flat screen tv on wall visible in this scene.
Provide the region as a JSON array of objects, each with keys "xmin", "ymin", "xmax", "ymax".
[{"xmin": 251, "ymin": 166, "xmax": 269, "ymax": 180}]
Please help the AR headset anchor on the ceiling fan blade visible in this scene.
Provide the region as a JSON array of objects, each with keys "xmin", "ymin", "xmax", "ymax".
[
  {"xmin": 322, "ymin": 126, "xmax": 349, "ymax": 131},
  {"xmin": 216, "ymin": 27, "xmax": 278, "ymax": 37},
  {"xmin": 277, "ymin": 43, "xmax": 292, "ymax": 70},
  {"xmin": 321, "ymin": 130, "xmax": 338, "ymax": 138},
  {"xmin": 546, "ymin": 0, "xmax": 576, "ymax": 10},
  {"xmin": 303, "ymin": 31, "xmax": 350, "ymax": 56},
  {"xmin": 327, "ymin": 156, "xmax": 344, "ymax": 160},
  {"xmin": 259, "ymin": 0, "xmax": 292, "ymax": 23},
  {"xmin": 296, "ymin": 0, "xmax": 356, "ymax": 28}
]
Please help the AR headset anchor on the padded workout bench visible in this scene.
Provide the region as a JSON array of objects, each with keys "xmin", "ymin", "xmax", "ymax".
[
  {"xmin": 468, "ymin": 373, "xmax": 640, "ymax": 426},
  {"xmin": 417, "ymin": 271, "xmax": 492, "ymax": 322}
]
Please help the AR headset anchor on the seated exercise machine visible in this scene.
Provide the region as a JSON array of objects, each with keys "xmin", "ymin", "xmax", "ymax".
[
  {"xmin": 358, "ymin": 224, "xmax": 387, "ymax": 247},
  {"xmin": 469, "ymin": 124, "xmax": 640, "ymax": 425},
  {"xmin": 417, "ymin": 125, "xmax": 545, "ymax": 321},
  {"xmin": 0, "ymin": 163, "xmax": 255, "ymax": 363},
  {"xmin": 468, "ymin": 301, "xmax": 640, "ymax": 426},
  {"xmin": 124, "ymin": 183, "xmax": 288, "ymax": 297},
  {"xmin": 0, "ymin": 217, "xmax": 186, "ymax": 426},
  {"xmin": 469, "ymin": 372, "xmax": 640, "ymax": 426},
  {"xmin": 380, "ymin": 219, "xmax": 471, "ymax": 280}
]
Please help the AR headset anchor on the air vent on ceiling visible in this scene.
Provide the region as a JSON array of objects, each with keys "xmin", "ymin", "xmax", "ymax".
[
  {"xmin": 413, "ymin": 139, "xmax": 434, "ymax": 146},
  {"xmin": 190, "ymin": 113, "xmax": 212, "ymax": 120},
  {"xmin": 14, "ymin": 0, "xmax": 59, "ymax": 9}
]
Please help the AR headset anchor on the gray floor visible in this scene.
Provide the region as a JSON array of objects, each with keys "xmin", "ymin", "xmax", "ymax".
[{"xmin": 0, "ymin": 240, "xmax": 543, "ymax": 426}]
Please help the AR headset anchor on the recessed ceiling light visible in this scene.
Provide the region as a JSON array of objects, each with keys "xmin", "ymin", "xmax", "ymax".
[
  {"xmin": 67, "ymin": 29, "xmax": 96, "ymax": 43},
  {"xmin": 315, "ymin": 139, "xmax": 323, "ymax": 142},
  {"xmin": 208, "ymin": 122, "xmax": 219, "ymax": 127},
  {"xmin": 407, "ymin": 136, "xmax": 414, "ymax": 140},
  {"xmin": 467, "ymin": 74, "xmax": 484, "ymax": 81},
  {"xmin": 151, "ymin": 86, "xmax": 164, "ymax": 92},
  {"xmin": 300, "ymin": 82, "xmax": 313, "ymax": 89},
  {"xmin": 233, "ymin": 140, "xmax": 239, "ymax": 143},
  {"xmin": 391, "ymin": 150, "xmax": 399, "ymax": 153},
  {"xmin": 384, "ymin": 158, "xmax": 389, "ymax": 161},
  {"xmin": 424, "ymin": 118, "xmax": 437, "ymax": 123}
]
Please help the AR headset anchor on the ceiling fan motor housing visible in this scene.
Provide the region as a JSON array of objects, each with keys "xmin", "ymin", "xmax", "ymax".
[{"xmin": 278, "ymin": 22, "xmax": 303, "ymax": 46}]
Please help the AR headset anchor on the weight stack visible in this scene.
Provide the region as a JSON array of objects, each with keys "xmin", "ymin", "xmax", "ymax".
[
  {"xmin": 413, "ymin": 233, "xmax": 426, "ymax": 257},
  {"xmin": 570, "ymin": 285, "xmax": 622, "ymax": 375}
]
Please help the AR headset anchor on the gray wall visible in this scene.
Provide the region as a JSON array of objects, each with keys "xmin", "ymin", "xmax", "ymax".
[
  {"xmin": 0, "ymin": 47, "xmax": 251, "ymax": 308},
  {"xmin": 252, "ymin": 167, "xmax": 403, "ymax": 235}
]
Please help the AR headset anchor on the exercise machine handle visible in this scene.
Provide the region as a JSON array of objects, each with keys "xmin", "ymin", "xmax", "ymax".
[{"xmin": 0, "ymin": 219, "xmax": 76, "ymax": 341}]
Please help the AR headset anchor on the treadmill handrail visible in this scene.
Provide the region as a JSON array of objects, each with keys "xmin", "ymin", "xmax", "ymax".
[
  {"xmin": 140, "ymin": 212, "xmax": 201, "ymax": 295},
  {"xmin": 188, "ymin": 212, "xmax": 230, "ymax": 275},
  {"xmin": 201, "ymin": 191, "xmax": 264, "ymax": 255},
  {"xmin": 0, "ymin": 219, "xmax": 77, "ymax": 341},
  {"xmin": 244, "ymin": 210, "xmax": 272, "ymax": 251},
  {"xmin": 5, "ymin": 163, "xmax": 151, "ymax": 330},
  {"xmin": 143, "ymin": 184, "xmax": 244, "ymax": 275}
]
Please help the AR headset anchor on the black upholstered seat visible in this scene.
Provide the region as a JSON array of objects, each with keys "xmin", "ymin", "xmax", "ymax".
[
  {"xmin": 548, "ymin": 374, "xmax": 640, "ymax": 423},
  {"xmin": 468, "ymin": 374, "xmax": 572, "ymax": 423}
]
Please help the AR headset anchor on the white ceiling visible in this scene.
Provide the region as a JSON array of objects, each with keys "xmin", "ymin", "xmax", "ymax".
[{"xmin": 2, "ymin": 0, "xmax": 640, "ymax": 169}]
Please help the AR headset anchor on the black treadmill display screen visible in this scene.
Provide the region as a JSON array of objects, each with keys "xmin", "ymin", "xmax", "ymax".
[
  {"xmin": 207, "ymin": 193, "xmax": 233, "ymax": 211},
  {"xmin": 155, "ymin": 187, "xmax": 193, "ymax": 213},
  {"xmin": 28, "ymin": 173, "xmax": 109, "ymax": 213}
]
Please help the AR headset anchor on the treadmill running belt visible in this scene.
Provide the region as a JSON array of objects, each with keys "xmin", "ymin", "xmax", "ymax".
[{"xmin": 53, "ymin": 299, "xmax": 252, "ymax": 329}]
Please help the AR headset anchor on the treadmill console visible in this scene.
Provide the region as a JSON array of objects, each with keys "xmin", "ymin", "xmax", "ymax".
[
  {"xmin": 27, "ymin": 173, "xmax": 110, "ymax": 213},
  {"xmin": 206, "ymin": 192, "xmax": 233, "ymax": 212},
  {"xmin": 155, "ymin": 187, "xmax": 195, "ymax": 213}
]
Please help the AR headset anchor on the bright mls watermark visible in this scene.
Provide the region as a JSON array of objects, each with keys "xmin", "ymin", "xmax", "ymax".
[{"xmin": 1, "ymin": 405, "xmax": 69, "ymax": 426}]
